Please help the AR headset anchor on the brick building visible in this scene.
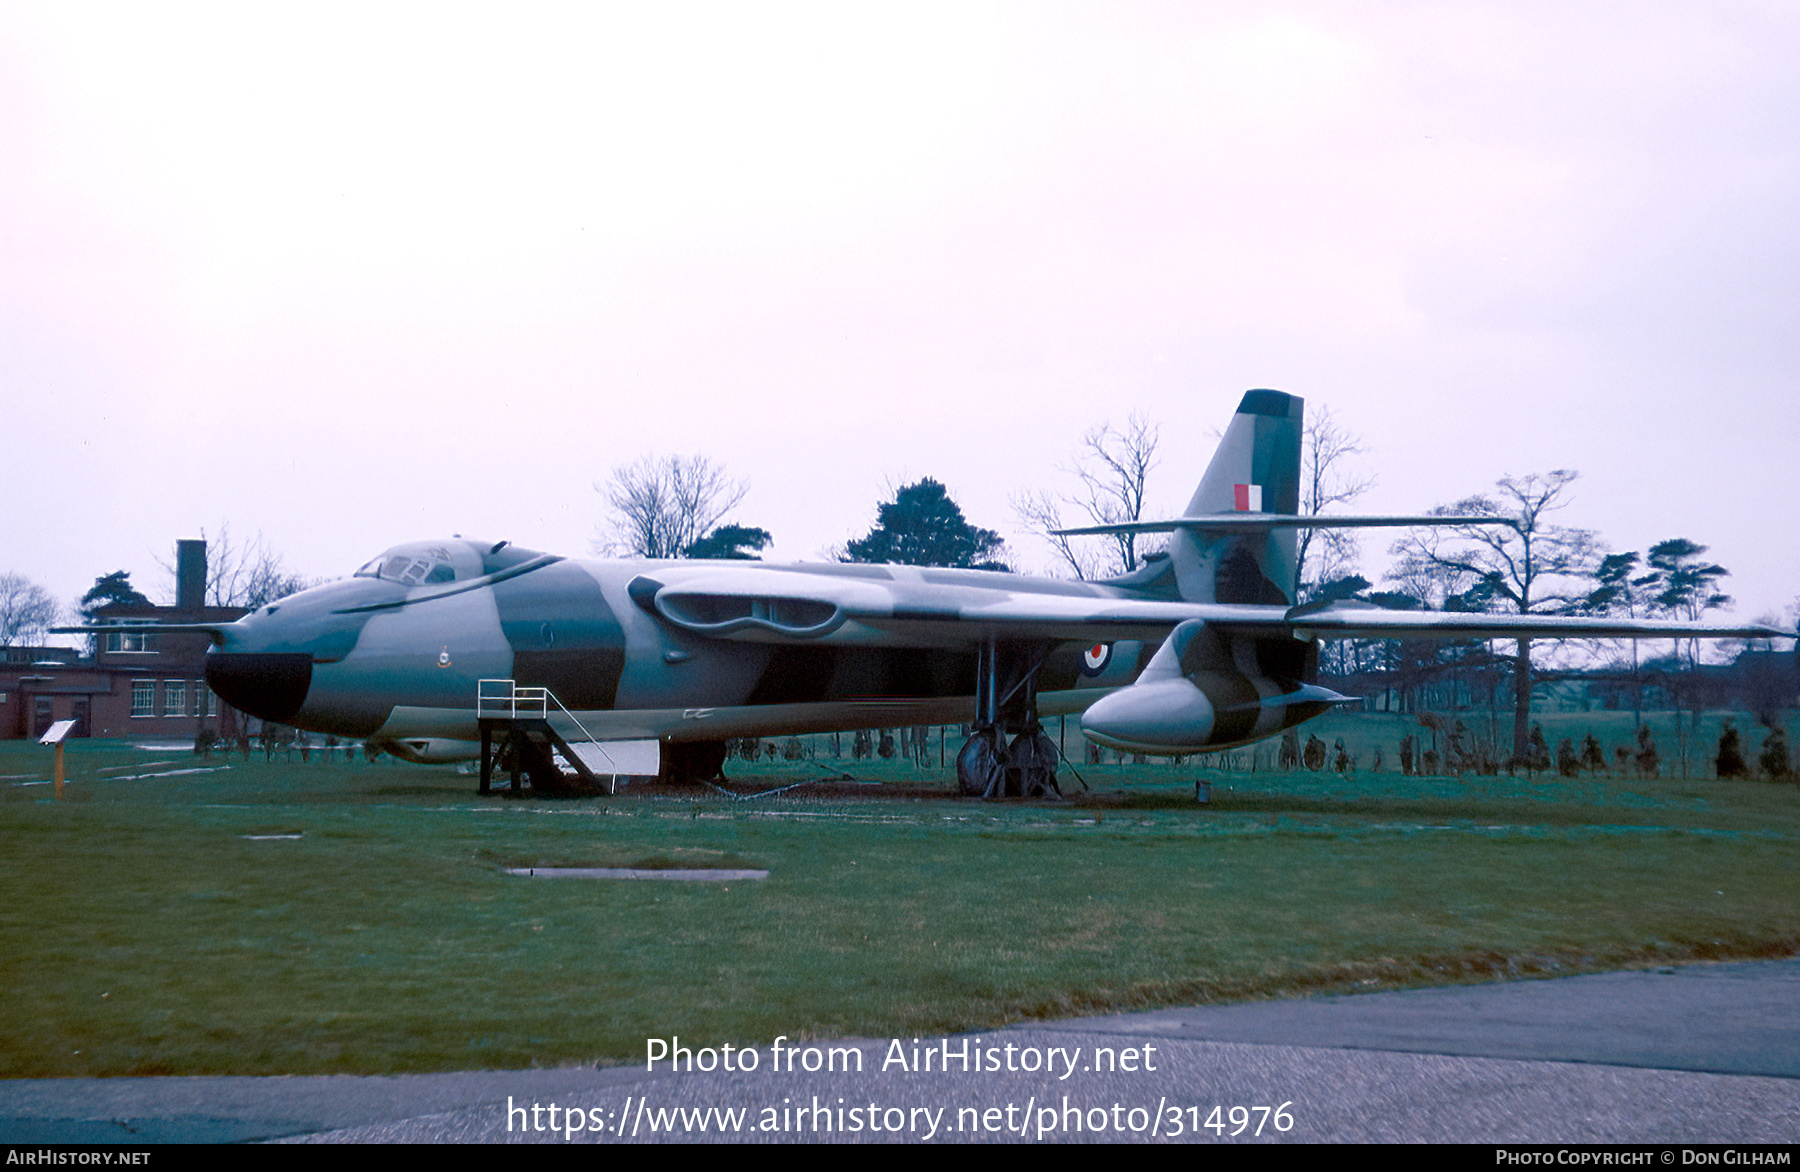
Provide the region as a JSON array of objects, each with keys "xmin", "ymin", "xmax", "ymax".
[{"xmin": 0, "ymin": 540, "xmax": 248, "ymax": 741}]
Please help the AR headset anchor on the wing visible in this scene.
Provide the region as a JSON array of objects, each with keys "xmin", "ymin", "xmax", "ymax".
[
  {"xmin": 1262, "ymin": 603, "xmax": 1781, "ymax": 642},
  {"xmin": 628, "ymin": 564, "xmax": 1220, "ymax": 644},
  {"xmin": 1052, "ymin": 513, "xmax": 1510, "ymax": 535},
  {"xmin": 625, "ymin": 564, "xmax": 1786, "ymax": 647},
  {"xmin": 51, "ymin": 621, "xmax": 236, "ymax": 645}
]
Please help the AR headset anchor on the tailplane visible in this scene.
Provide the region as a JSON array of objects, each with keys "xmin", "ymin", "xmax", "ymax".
[{"xmin": 1058, "ymin": 389, "xmax": 1501, "ymax": 607}]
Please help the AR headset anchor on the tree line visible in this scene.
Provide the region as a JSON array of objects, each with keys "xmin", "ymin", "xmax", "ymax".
[{"xmin": 595, "ymin": 455, "xmax": 1005, "ymax": 570}]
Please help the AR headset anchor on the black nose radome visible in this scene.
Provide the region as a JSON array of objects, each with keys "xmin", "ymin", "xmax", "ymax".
[{"xmin": 206, "ymin": 653, "xmax": 313, "ymax": 724}]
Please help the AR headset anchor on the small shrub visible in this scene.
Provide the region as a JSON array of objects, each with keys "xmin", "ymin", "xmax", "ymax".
[
  {"xmin": 1716, "ymin": 720, "xmax": 1748, "ymax": 779},
  {"xmin": 1760, "ymin": 726, "xmax": 1791, "ymax": 781},
  {"xmin": 1635, "ymin": 726, "xmax": 1660, "ymax": 779}
]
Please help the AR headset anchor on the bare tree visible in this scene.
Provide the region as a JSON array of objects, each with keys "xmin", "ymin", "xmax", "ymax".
[
  {"xmin": 235, "ymin": 559, "xmax": 314, "ymax": 610},
  {"xmin": 1376, "ymin": 540, "xmax": 1494, "ymax": 717},
  {"xmin": 1389, "ymin": 470, "xmax": 1598, "ymax": 759},
  {"xmin": 1012, "ymin": 491, "xmax": 1100, "ymax": 580},
  {"xmin": 1013, "ymin": 415, "xmax": 1160, "ymax": 579},
  {"xmin": 597, "ymin": 454, "xmax": 748, "ymax": 559},
  {"xmin": 1296, "ymin": 406, "xmax": 1376, "ymax": 597},
  {"xmin": 0, "ymin": 573, "xmax": 58, "ymax": 646}
]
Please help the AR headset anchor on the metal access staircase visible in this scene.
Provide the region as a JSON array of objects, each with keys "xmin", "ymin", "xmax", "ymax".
[{"xmin": 476, "ymin": 679, "xmax": 658, "ymax": 795}]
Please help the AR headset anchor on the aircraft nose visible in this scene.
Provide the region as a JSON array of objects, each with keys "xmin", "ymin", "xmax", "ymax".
[{"xmin": 206, "ymin": 652, "xmax": 313, "ymax": 725}]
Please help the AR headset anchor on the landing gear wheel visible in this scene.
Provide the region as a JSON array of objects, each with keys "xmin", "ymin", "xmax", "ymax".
[
  {"xmin": 956, "ymin": 728, "xmax": 1005, "ymax": 797},
  {"xmin": 662, "ymin": 740, "xmax": 729, "ymax": 784},
  {"xmin": 1006, "ymin": 730, "xmax": 1061, "ymax": 798}
]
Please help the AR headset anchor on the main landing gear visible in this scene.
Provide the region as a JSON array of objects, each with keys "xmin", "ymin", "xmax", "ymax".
[
  {"xmin": 956, "ymin": 639, "xmax": 1060, "ymax": 799},
  {"xmin": 661, "ymin": 740, "xmax": 728, "ymax": 785}
]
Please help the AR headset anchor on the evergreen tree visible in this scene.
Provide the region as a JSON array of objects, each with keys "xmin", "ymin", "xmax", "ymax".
[
  {"xmin": 1643, "ymin": 539, "xmax": 1732, "ymax": 668},
  {"xmin": 683, "ymin": 524, "xmax": 773, "ymax": 560},
  {"xmin": 79, "ymin": 571, "xmax": 150, "ymax": 620},
  {"xmin": 1527, "ymin": 722, "xmax": 1551, "ymax": 776},
  {"xmin": 1586, "ymin": 551, "xmax": 1657, "ymax": 723},
  {"xmin": 1585, "ymin": 551, "xmax": 1654, "ymax": 617},
  {"xmin": 1645, "ymin": 539, "xmax": 1731, "ymax": 621},
  {"xmin": 1716, "ymin": 720, "xmax": 1748, "ymax": 779},
  {"xmin": 1759, "ymin": 726, "xmax": 1790, "ymax": 781},
  {"xmin": 844, "ymin": 479, "xmax": 1008, "ymax": 570}
]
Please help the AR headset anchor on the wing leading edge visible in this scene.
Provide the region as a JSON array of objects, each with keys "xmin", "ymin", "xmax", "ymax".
[
  {"xmin": 627, "ymin": 565, "xmax": 1786, "ymax": 646},
  {"xmin": 1052, "ymin": 514, "xmax": 1511, "ymax": 536}
]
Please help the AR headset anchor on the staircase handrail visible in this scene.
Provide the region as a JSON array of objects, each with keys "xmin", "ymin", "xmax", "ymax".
[{"xmin": 477, "ymin": 678, "xmax": 630, "ymax": 774}]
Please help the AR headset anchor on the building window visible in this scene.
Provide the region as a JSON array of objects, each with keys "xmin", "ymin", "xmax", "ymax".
[
  {"xmin": 197, "ymin": 685, "xmax": 215, "ymax": 717},
  {"xmin": 163, "ymin": 680, "xmax": 187, "ymax": 717},
  {"xmin": 106, "ymin": 631, "xmax": 159, "ymax": 653},
  {"xmin": 131, "ymin": 680, "xmax": 155, "ymax": 717}
]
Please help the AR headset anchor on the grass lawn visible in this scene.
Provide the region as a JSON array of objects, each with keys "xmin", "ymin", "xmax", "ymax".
[{"xmin": 2, "ymin": 722, "xmax": 1796, "ymax": 1077}]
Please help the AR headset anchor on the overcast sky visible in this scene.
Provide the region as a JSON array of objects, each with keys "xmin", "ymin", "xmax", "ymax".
[{"xmin": 5, "ymin": 2, "xmax": 1796, "ymax": 631}]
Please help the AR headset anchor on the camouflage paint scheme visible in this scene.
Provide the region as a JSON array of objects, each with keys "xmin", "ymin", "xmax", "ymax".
[
  {"xmin": 207, "ymin": 548, "xmax": 1156, "ymax": 757},
  {"xmin": 198, "ymin": 391, "xmax": 1778, "ymax": 763}
]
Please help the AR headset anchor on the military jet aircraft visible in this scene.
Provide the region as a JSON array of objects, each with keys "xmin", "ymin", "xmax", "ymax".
[{"xmin": 116, "ymin": 390, "xmax": 1779, "ymax": 796}]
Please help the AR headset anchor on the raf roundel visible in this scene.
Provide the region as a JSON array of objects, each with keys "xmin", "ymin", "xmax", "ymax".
[{"xmin": 1082, "ymin": 643, "xmax": 1111, "ymax": 676}]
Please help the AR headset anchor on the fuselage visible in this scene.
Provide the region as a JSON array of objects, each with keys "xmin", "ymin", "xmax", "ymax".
[
  {"xmin": 204, "ymin": 540, "xmax": 1164, "ymax": 751},
  {"xmin": 203, "ymin": 538, "xmax": 1346, "ymax": 764}
]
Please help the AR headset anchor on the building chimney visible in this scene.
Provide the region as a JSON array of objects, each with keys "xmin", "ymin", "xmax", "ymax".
[{"xmin": 177, "ymin": 540, "xmax": 206, "ymax": 613}]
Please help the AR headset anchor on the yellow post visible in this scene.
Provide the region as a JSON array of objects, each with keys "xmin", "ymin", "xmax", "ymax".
[{"xmin": 40, "ymin": 720, "xmax": 75, "ymax": 799}]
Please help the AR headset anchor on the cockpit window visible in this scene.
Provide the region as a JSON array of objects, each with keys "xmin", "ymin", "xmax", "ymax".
[{"xmin": 353, "ymin": 539, "xmax": 546, "ymax": 586}]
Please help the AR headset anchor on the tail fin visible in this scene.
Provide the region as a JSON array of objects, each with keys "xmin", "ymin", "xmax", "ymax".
[
  {"xmin": 1170, "ymin": 389, "xmax": 1303, "ymax": 606},
  {"xmin": 1062, "ymin": 390, "xmax": 1502, "ymax": 603}
]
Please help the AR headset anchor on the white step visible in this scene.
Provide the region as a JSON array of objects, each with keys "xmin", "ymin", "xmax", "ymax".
[{"xmin": 566, "ymin": 739, "xmax": 661, "ymax": 778}]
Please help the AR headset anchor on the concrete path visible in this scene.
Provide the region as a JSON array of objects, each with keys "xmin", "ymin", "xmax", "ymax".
[{"xmin": 3, "ymin": 958, "xmax": 1796, "ymax": 1144}]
